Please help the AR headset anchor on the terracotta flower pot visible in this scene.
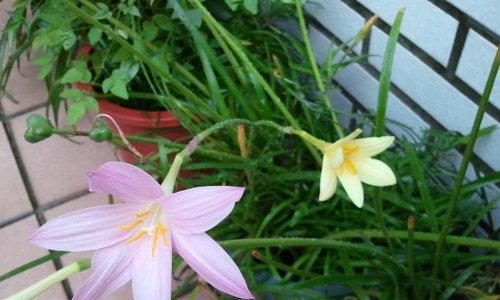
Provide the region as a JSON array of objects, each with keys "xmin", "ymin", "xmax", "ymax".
[{"xmin": 74, "ymin": 46, "xmax": 190, "ymax": 163}]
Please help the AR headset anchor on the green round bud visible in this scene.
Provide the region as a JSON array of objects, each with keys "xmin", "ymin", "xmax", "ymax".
[
  {"xmin": 24, "ymin": 114, "xmax": 53, "ymax": 143},
  {"xmin": 89, "ymin": 121, "xmax": 112, "ymax": 142}
]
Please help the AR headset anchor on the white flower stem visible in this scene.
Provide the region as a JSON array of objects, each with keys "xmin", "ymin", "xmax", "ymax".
[{"xmin": 5, "ymin": 259, "xmax": 90, "ymax": 300}]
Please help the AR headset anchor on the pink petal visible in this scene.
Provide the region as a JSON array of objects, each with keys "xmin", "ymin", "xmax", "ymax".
[
  {"xmin": 132, "ymin": 235, "xmax": 172, "ymax": 300},
  {"xmin": 88, "ymin": 162, "xmax": 165, "ymax": 203},
  {"xmin": 172, "ymin": 230, "xmax": 253, "ymax": 299},
  {"xmin": 73, "ymin": 243, "xmax": 132, "ymax": 300},
  {"xmin": 28, "ymin": 204, "xmax": 145, "ymax": 251},
  {"xmin": 158, "ymin": 186, "xmax": 244, "ymax": 234}
]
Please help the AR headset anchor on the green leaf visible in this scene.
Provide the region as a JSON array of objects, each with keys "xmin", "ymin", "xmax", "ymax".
[
  {"xmin": 34, "ymin": 54, "xmax": 52, "ymax": 66},
  {"xmin": 84, "ymin": 97, "xmax": 99, "ymax": 112},
  {"xmin": 110, "ymin": 80, "xmax": 128, "ymax": 99},
  {"xmin": 88, "ymin": 28, "xmax": 103, "ymax": 46},
  {"xmin": 102, "ymin": 78, "xmax": 113, "ymax": 93},
  {"xmin": 375, "ymin": 8, "xmax": 404, "ymax": 136},
  {"xmin": 61, "ymin": 31, "xmax": 77, "ymax": 50},
  {"xmin": 128, "ymin": 5, "xmax": 141, "ymax": 17},
  {"xmin": 185, "ymin": 9, "xmax": 203, "ymax": 28},
  {"xmin": 112, "ymin": 69, "xmax": 129, "ymax": 81},
  {"xmin": 60, "ymin": 69, "xmax": 82, "ymax": 84},
  {"xmin": 38, "ymin": 65, "xmax": 53, "ymax": 80},
  {"xmin": 153, "ymin": 14, "xmax": 174, "ymax": 31},
  {"xmin": 32, "ymin": 34, "xmax": 49, "ymax": 50},
  {"xmin": 143, "ymin": 21, "xmax": 159, "ymax": 42},
  {"xmin": 95, "ymin": 3, "xmax": 112, "ymax": 20},
  {"xmin": 66, "ymin": 102, "xmax": 86, "ymax": 125},
  {"xmin": 243, "ymin": 0, "xmax": 258, "ymax": 14},
  {"xmin": 120, "ymin": 61, "xmax": 140, "ymax": 81},
  {"xmin": 60, "ymin": 88, "xmax": 83, "ymax": 101},
  {"xmin": 225, "ymin": 0, "xmax": 240, "ymax": 10},
  {"xmin": 112, "ymin": 47, "xmax": 132, "ymax": 62}
]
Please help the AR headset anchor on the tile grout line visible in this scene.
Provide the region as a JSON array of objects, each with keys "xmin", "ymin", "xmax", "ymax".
[
  {"xmin": 0, "ymin": 189, "xmax": 91, "ymax": 230},
  {"xmin": 0, "ymin": 105, "xmax": 74, "ymax": 299},
  {"xmin": 0, "ymin": 102, "xmax": 47, "ymax": 122}
]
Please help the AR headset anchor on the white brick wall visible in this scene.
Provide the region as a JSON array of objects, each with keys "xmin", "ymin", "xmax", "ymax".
[
  {"xmin": 358, "ymin": 0, "xmax": 458, "ymax": 66},
  {"xmin": 448, "ymin": 0, "xmax": 500, "ymax": 36},
  {"xmin": 307, "ymin": 0, "xmax": 500, "ymax": 172}
]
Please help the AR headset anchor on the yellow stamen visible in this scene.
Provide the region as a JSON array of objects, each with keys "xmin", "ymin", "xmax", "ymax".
[
  {"xmin": 126, "ymin": 230, "xmax": 147, "ymax": 244},
  {"xmin": 151, "ymin": 226, "xmax": 160, "ymax": 256},
  {"xmin": 344, "ymin": 159, "xmax": 357, "ymax": 174},
  {"xmin": 343, "ymin": 144, "xmax": 358, "ymax": 155},
  {"xmin": 119, "ymin": 219, "xmax": 143, "ymax": 231},
  {"xmin": 135, "ymin": 210, "xmax": 150, "ymax": 218},
  {"xmin": 151, "ymin": 223, "xmax": 169, "ymax": 257},
  {"xmin": 158, "ymin": 223, "xmax": 169, "ymax": 247}
]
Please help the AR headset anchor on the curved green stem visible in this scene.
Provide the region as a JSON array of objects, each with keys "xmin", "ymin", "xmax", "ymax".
[
  {"xmin": 160, "ymin": 118, "xmax": 293, "ymax": 190},
  {"xmin": 294, "ymin": 0, "xmax": 343, "ymax": 138},
  {"xmin": 328, "ymin": 229, "xmax": 500, "ymax": 249},
  {"xmin": 5, "ymin": 259, "xmax": 90, "ymax": 300},
  {"xmin": 188, "ymin": 0, "xmax": 322, "ymax": 165}
]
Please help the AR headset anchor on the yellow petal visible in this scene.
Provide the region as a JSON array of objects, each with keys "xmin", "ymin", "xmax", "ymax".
[
  {"xmin": 319, "ymin": 155, "xmax": 338, "ymax": 201},
  {"xmin": 350, "ymin": 136, "xmax": 394, "ymax": 157},
  {"xmin": 354, "ymin": 158, "xmax": 396, "ymax": 186},
  {"xmin": 337, "ymin": 172, "xmax": 364, "ymax": 208}
]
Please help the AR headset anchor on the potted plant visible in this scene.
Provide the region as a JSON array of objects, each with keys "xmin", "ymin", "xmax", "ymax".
[{"xmin": 4, "ymin": 1, "xmax": 499, "ymax": 299}]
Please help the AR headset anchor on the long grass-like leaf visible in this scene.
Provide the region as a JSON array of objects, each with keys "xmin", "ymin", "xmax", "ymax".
[
  {"xmin": 0, "ymin": 251, "xmax": 67, "ymax": 282},
  {"xmin": 373, "ymin": 8, "xmax": 405, "ymax": 254},
  {"xmin": 430, "ymin": 45, "xmax": 500, "ymax": 299}
]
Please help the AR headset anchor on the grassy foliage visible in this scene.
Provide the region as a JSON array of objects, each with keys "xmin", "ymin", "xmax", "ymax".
[{"xmin": 0, "ymin": 0, "xmax": 499, "ymax": 299}]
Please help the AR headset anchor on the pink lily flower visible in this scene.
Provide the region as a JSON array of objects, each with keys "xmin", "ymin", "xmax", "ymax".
[{"xmin": 28, "ymin": 162, "xmax": 253, "ymax": 300}]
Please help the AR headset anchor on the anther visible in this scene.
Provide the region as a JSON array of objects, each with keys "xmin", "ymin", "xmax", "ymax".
[
  {"xmin": 119, "ymin": 219, "xmax": 143, "ymax": 231},
  {"xmin": 126, "ymin": 230, "xmax": 147, "ymax": 244}
]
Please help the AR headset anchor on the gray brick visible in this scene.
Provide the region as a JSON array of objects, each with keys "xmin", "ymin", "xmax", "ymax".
[
  {"xmin": 305, "ymin": 0, "xmax": 364, "ymax": 54},
  {"xmin": 448, "ymin": 0, "xmax": 500, "ymax": 36},
  {"xmin": 309, "ymin": 25, "xmax": 332, "ymax": 64},
  {"xmin": 369, "ymin": 27, "xmax": 500, "ymax": 169},
  {"xmin": 311, "ymin": 25, "xmax": 429, "ymax": 138},
  {"xmin": 358, "ymin": 0, "xmax": 458, "ymax": 66},
  {"xmin": 456, "ymin": 30, "xmax": 500, "ymax": 109},
  {"xmin": 330, "ymin": 90, "xmax": 354, "ymax": 127},
  {"xmin": 335, "ymin": 63, "xmax": 430, "ymax": 138}
]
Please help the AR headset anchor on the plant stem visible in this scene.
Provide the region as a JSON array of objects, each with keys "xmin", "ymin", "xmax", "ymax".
[
  {"xmin": 160, "ymin": 118, "xmax": 293, "ymax": 190},
  {"xmin": 328, "ymin": 229, "xmax": 500, "ymax": 249},
  {"xmin": 4, "ymin": 259, "xmax": 90, "ymax": 300},
  {"xmin": 0, "ymin": 251, "xmax": 67, "ymax": 282},
  {"xmin": 429, "ymin": 46, "xmax": 500, "ymax": 299},
  {"xmin": 406, "ymin": 217, "xmax": 424, "ymax": 300},
  {"xmin": 294, "ymin": 0, "xmax": 344, "ymax": 138},
  {"xmin": 252, "ymin": 250, "xmax": 319, "ymax": 278},
  {"xmin": 373, "ymin": 8, "xmax": 405, "ymax": 254},
  {"xmin": 188, "ymin": 0, "xmax": 322, "ymax": 165}
]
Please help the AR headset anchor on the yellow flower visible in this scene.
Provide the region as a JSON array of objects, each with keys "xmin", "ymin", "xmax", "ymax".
[{"xmin": 318, "ymin": 129, "xmax": 396, "ymax": 207}]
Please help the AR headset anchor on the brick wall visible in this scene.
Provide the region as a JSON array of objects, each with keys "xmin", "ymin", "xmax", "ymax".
[{"xmin": 305, "ymin": 0, "xmax": 500, "ymax": 173}]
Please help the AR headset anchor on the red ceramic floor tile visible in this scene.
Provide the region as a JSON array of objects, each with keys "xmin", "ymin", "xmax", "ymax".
[{"xmin": 0, "ymin": 216, "xmax": 66, "ymax": 299}]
